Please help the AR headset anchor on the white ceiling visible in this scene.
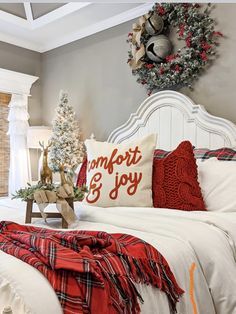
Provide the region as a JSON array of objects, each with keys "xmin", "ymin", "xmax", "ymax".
[{"xmin": 0, "ymin": 2, "xmax": 154, "ymax": 52}]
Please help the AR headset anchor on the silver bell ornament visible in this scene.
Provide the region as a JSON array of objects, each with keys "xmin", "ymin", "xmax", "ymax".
[
  {"xmin": 146, "ymin": 35, "xmax": 172, "ymax": 63},
  {"xmin": 145, "ymin": 14, "xmax": 164, "ymax": 36}
]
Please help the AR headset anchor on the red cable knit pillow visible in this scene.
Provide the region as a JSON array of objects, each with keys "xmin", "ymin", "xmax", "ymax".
[{"xmin": 152, "ymin": 141, "xmax": 206, "ymax": 211}]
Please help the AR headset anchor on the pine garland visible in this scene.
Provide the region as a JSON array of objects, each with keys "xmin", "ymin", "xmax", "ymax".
[
  {"xmin": 127, "ymin": 3, "xmax": 223, "ymax": 94},
  {"xmin": 12, "ymin": 183, "xmax": 87, "ymax": 202}
]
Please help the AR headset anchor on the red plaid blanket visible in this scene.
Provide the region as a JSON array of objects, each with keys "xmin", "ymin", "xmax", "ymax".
[{"xmin": 0, "ymin": 221, "xmax": 184, "ymax": 314}]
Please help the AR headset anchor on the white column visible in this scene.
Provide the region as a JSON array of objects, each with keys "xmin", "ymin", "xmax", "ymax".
[
  {"xmin": 8, "ymin": 94, "xmax": 31, "ymax": 195},
  {"xmin": 0, "ymin": 68, "xmax": 38, "ymax": 195}
]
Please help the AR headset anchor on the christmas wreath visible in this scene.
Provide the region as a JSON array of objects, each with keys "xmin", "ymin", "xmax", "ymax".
[{"xmin": 127, "ymin": 3, "xmax": 223, "ymax": 95}]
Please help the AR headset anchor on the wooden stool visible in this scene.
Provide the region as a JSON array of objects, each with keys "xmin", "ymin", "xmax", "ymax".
[{"xmin": 25, "ymin": 198, "xmax": 74, "ymax": 229}]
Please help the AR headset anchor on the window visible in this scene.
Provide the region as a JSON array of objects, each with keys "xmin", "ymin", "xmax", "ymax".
[{"xmin": 0, "ymin": 93, "xmax": 11, "ymax": 196}]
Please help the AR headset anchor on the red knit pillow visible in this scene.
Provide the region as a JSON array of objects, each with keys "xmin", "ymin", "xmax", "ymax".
[
  {"xmin": 76, "ymin": 158, "xmax": 87, "ymax": 187},
  {"xmin": 152, "ymin": 141, "xmax": 206, "ymax": 211}
]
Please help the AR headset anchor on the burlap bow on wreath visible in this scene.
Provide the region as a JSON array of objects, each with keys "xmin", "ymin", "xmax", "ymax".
[
  {"xmin": 129, "ymin": 14, "xmax": 150, "ymax": 70},
  {"xmin": 34, "ymin": 183, "xmax": 79, "ymax": 228}
]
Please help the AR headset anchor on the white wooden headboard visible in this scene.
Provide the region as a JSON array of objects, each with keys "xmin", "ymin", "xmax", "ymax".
[{"xmin": 108, "ymin": 90, "xmax": 236, "ymax": 150}]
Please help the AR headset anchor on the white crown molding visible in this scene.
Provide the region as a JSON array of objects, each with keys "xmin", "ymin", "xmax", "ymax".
[
  {"xmin": 0, "ymin": 30, "xmax": 42, "ymax": 52},
  {"xmin": 0, "ymin": 68, "xmax": 38, "ymax": 95},
  {"xmin": 40, "ymin": 3, "xmax": 153, "ymax": 52}
]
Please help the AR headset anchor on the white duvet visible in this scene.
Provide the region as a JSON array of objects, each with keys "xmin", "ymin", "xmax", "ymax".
[{"xmin": 1, "ymin": 198, "xmax": 236, "ymax": 314}]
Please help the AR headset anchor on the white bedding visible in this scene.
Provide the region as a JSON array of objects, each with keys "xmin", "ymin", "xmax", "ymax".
[{"xmin": 1, "ymin": 198, "xmax": 236, "ymax": 314}]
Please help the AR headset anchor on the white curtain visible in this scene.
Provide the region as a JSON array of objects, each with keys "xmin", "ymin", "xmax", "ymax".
[{"xmin": 8, "ymin": 94, "xmax": 31, "ymax": 196}]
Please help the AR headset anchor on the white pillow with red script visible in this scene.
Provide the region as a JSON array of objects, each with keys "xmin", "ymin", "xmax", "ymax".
[{"xmin": 84, "ymin": 134, "xmax": 156, "ymax": 207}]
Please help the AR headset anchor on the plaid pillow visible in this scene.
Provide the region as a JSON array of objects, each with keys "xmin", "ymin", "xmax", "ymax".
[
  {"xmin": 154, "ymin": 148, "xmax": 236, "ymax": 161},
  {"xmin": 194, "ymin": 148, "xmax": 236, "ymax": 161},
  {"xmin": 153, "ymin": 149, "xmax": 170, "ymax": 159}
]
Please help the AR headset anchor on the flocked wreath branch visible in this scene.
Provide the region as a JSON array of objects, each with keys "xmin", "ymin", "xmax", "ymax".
[{"xmin": 127, "ymin": 3, "xmax": 223, "ymax": 95}]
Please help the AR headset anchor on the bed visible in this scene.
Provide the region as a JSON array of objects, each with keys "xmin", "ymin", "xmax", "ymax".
[{"xmin": 1, "ymin": 90, "xmax": 236, "ymax": 314}]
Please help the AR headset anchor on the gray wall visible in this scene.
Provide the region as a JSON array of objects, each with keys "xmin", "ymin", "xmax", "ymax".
[
  {"xmin": 41, "ymin": 4, "xmax": 236, "ymax": 141},
  {"xmin": 0, "ymin": 41, "xmax": 41, "ymax": 125},
  {"xmin": 182, "ymin": 4, "xmax": 236, "ymax": 123},
  {"xmin": 41, "ymin": 21, "xmax": 146, "ymax": 140}
]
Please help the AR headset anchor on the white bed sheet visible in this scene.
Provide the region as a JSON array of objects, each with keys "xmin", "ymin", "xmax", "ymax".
[{"xmin": 1, "ymin": 198, "xmax": 236, "ymax": 314}]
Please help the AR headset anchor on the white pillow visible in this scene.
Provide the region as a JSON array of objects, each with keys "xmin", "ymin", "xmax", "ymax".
[
  {"xmin": 197, "ymin": 158, "xmax": 236, "ymax": 212},
  {"xmin": 84, "ymin": 133, "xmax": 156, "ymax": 207}
]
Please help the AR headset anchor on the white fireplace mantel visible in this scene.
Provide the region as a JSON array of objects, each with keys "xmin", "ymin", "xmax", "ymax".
[{"xmin": 0, "ymin": 68, "xmax": 38, "ymax": 95}]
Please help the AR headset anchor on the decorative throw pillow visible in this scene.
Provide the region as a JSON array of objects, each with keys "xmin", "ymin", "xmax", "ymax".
[
  {"xmin": 84, "ymin": 134, "xmax": 156, "ymax": 207},
  {"xmin": 76, "ymin": 157, "xmax": 87, "ymax": 187},
  {"xmin": 194, "ymin": 147, "xmax": 236, "ymax": 161},
  {"xmin": 152, "ymin": 141, "xmax": 206, "ymax": 211},
  {"xmin": 77, "ymin": 148, "xmax": 178, "ymax": 187},
  {"xmin": 153, "ymin": 149, "xmax": 170, "ymax": 160},
  {"xmin": 197, "ymin": 158, "xmax": 236, "ymax": 212},
  {"xmin": 154, "ymin": 147, "xmax": 236, "ymax": 161}
]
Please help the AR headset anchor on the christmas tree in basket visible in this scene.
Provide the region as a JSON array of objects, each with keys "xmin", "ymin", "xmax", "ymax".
[{"xmin": 49, "ymin": 91, "xmax": 85, "ymax": 181}]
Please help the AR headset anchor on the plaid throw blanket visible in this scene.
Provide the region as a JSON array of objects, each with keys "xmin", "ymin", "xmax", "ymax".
[{"xmin": 0, "ymin": 221, "xmax": 184, "ymax": 314}]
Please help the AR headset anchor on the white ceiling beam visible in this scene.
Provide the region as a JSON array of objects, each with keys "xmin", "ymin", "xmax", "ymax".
[
  {"xmin": 24, "ymin": 2, "xmax": 34, "ymax": 27},
  {"xmin": 31, "ymin": 2, "xmax": 91, "ymax": 30},
  {"xmin": 0, "ymin": 10, "xmax": 29, "ymax": 29},
  {"xmin": 40, "ymin": 3, "xmax": 153, "ymax": 52}
]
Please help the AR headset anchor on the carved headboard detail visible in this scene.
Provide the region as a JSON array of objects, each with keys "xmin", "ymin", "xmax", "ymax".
[{"xmin": 108, "ymin": 91, "xmax": 236, "ymax": 150}]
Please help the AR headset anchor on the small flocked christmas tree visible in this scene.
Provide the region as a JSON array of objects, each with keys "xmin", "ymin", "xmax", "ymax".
[{"xmin": 49, "ymin": 91, "xmax": 85, "ymax": 175}]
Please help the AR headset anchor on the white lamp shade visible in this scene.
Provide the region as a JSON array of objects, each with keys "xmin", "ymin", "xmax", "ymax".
[{"xmin": 27, "ymin": 126, "xmax": 52, "ymax": 149}]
